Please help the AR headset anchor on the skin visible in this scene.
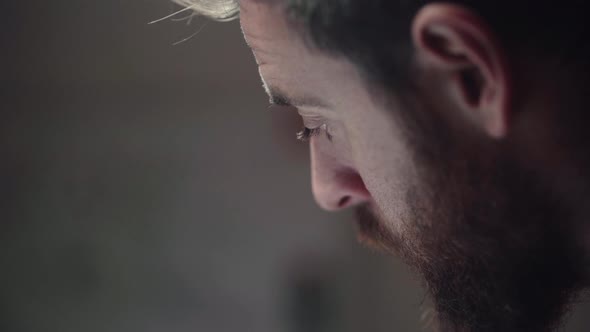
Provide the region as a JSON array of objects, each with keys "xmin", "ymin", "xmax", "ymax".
[
  {"xmin": 239, "ymin": 0, "xmax": 590, "ymax": 246},
  {"xmin": 241, "ymin": 1, "xmax": 417, "ymax": 236},
  {"xmin": 238, "ymin": 0, "xmax": 590, "ymax": 330},
  {"xmin": 240, "ymin": 0, "xmax": 511, "ymax": 235}
]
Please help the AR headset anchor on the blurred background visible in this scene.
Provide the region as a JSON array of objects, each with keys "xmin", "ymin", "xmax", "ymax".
[{"xmin": 1, "ymin": 1, "xmax": 590, "ymax": 331}]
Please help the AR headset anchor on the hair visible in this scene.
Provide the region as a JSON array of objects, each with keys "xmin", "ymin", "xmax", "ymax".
[
  {"xmin": 173, "ymin": 0, "xmax": 590, "ymax": 90},
  {"xmin": 171, "ymin": 0, "xmax": 239, "ymax": 21},
  {"xmin": 174, "ymin": 1, "xmax": 590, "ymax": 330}
]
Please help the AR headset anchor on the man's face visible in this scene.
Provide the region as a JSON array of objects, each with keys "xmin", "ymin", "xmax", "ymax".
[
  {"xmin": 241, "ymin": 2, "xmax": 419, "ymax": 231},
  {"xmin": 240, "ymin": 1, "xmax": 586, "ymax": 330}
]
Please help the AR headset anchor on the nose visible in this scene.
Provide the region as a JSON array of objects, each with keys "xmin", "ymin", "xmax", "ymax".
[{"xmin": 310, "ymin": 137, "xmax": 372, "ymax": 211}]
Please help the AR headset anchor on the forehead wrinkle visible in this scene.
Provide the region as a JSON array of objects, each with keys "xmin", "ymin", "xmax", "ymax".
[
  {"xmin": 240, "ymin": 2, "xmax": 295, "ymax": 47},
  {"xmin": 244, "ymin": 34, "xmax": 285, "ymax": 57},
  {"xmin": 243, "ymin": 35, "xmax": 285, "ymax": 68},
  {"xmin": 243, "ymin": 30, "xmax": 276, "ymax": 43}
]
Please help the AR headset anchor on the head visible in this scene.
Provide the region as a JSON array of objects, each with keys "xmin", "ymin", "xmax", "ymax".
[{"xmin": 177, "ymin": 0, "xmax": 590, "ymax": 330}]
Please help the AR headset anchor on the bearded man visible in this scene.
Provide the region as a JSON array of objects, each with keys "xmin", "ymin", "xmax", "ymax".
[{"xmin": 171, "ymin": 1, "xmax": 590, "ymax": 331}]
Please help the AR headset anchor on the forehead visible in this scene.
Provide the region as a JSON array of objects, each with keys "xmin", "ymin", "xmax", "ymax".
[
  {"xmin": 239, "ymin": 1, "xmax": 319, "ymax": 75},
  {"xmin": 239, "ymin": 1, "xmax": 364, "ymax": 110},
  {"xmin": 239, "ymin": 0, "xmax": 306, "ymax": 57}
]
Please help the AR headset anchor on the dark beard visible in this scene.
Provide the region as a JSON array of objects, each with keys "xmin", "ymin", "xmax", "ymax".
[
  {"xmin": 356, "ymin": 152, "xmax": 588, "ymax": 332},
  {"xmin": 354, "ymin": 82, "xmax": 589, "ymax": 330}
]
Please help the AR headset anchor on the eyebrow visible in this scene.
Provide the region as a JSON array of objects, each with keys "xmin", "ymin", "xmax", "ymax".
[{"xmin": 266, "ymin": 85, "xmax": 330, "ymax": 109}]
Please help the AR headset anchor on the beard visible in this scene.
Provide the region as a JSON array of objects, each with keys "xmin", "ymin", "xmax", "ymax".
[{"xmin": 355, "ymin": 90, "xmax": 589, "ymax": 331}]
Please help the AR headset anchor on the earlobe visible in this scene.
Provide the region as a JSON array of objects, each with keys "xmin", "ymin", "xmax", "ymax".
[{"xmin": 411, "ymin": 4, "xmax": 511, "ymax": 139}]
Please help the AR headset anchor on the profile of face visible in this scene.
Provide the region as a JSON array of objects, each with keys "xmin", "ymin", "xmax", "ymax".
[{"xmin": 239, "ymin": 1, "xmax": 588, "ymax": 331}]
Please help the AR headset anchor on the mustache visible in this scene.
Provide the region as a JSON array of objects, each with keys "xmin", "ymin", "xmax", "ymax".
[{"xmin": 354, "ymin": 205, "xmax": 400, "ymax": 254}]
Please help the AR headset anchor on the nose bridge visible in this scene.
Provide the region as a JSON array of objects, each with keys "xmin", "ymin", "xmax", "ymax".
[
  {"xmin": 310, "ymin": 137, "xmax": 370, "ymax": 211},
  {"xmin": 310, "ymin": 139, "xmax": 338, "ymax": 210}
]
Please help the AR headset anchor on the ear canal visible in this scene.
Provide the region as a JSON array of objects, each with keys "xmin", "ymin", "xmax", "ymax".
[{"xmin": 458, "ymin": 66, "xmax": 485, "ymax": 107}]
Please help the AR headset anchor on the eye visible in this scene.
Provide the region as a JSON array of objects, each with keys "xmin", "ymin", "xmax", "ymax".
[
  {"xmin": 296, "ymin": 127, "xmax": 320, "ymax": 142},
  {"xmin": 296, "ymin": 124, "xmax": 332, "ymax": 142}
]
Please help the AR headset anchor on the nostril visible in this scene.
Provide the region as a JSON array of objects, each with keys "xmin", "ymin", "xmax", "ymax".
[{"xmin": 338, "ymin": 196, "xmax": 351, "ymax": 208}]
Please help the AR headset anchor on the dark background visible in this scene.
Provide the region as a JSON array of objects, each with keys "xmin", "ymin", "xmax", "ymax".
[{"xmin": 1, "ymin": 1, "xmax": 589, "ymax": 331}]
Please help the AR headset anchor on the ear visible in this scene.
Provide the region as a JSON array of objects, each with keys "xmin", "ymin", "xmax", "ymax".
[{"xmin": 411, "ymin": 4, "xmax": 512, "ymax": 139}]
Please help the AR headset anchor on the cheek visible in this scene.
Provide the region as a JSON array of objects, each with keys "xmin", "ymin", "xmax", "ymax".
[
  {"xmin": 357, "ymin": 150, "xmax": 417, "ymax": 231},
  {"xmin": 345, "ymin": 107, "xmax": 420, "ymax": 229}
]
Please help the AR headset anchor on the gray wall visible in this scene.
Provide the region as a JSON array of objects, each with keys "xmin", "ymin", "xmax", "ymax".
[{"xmin": 1, "ymin": 1, "xmax": 589, "ymax": 331}]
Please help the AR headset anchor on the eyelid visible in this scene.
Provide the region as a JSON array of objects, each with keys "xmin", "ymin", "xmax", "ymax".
[
  {"xmin": 297, "ymin": 124, "xmax": 332, "ymax": 142},
  {"xmin": 267, "ymin": 104, "xmax": 332, "ymax": 142},
  {"xmin": 300, "ymin": 114, "xmax": 325, "ymax": 127},
  {"xmin": 296, "ymin": 127, "xmax": 320, "ymax": 141}
]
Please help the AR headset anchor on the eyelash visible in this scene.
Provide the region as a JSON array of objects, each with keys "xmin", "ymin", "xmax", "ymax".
[{"xmin": 296, "ymin": 125, "xmax": 332, "ymax": 142}]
